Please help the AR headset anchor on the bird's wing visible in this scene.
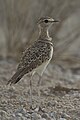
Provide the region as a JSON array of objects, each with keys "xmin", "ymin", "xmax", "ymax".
[
  {"xmin": 7, "ymin": 40, "xmax": 52, "ymax": 85},
  {"xmin": 17, "ymin": 40, "xmax": 51, "ymax": 73},
  {"xmin": 7, "ymin": 68, "xmax": 26, "ymax": 85}
]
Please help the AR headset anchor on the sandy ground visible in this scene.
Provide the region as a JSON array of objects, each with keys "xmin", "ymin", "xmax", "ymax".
[{"xmin": 0, "ymin": 58, "xmax": 80, "ymax": 120}]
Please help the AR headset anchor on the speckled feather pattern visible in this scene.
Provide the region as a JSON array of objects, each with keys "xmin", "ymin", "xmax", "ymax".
[
  {"xmin": 7, "ymin": 17, "xmax": 55, "ymax": 85},
  {"xmin": 18, "ymin": 40, "xmax": 53, "ymax": 73},
  {"xmin": 7, "ymin": 39, "xmax": 53, "ymax": 84}
]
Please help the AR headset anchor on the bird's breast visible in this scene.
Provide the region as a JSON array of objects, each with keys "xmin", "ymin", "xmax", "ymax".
[{"xmin": 49, "ymin": 45, "xmax": 53, "ymax": 59}]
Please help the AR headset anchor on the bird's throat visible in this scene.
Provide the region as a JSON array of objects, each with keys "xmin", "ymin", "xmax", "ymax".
[{"xmin": 39, "ymin": 27, "xmax": 52, "ymax": 41}]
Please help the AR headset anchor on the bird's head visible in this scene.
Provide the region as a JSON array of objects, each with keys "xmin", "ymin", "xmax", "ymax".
[{"xmin": 37, "ymin": 17, "xmax": 59, "ymax": 29}]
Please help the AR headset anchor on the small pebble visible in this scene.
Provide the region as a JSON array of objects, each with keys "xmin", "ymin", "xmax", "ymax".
[
  {"xmin": 39, "ymin": 118, "xmax": 46, "ymax": 120},
  {"xmin": 32, "ymin": 112, "xmax": 41, "ymax": 119},
  {"xmin": 17, "ymin": 113, "xmax": 23, "ymax": 117},
  {"xmin": 61, "ymin": 112, "xmax": 71, "ymax": 118},
  {"xmin": 59, "ymin": 118, "xmax": 67, "ymax": 120},
  {"xmin": 42, "ymin": 113, "xmax": 52, "ymax": 120},
  {"xmin": 49, "ymin": 112, "xmax": 56, "ymax": 120}
]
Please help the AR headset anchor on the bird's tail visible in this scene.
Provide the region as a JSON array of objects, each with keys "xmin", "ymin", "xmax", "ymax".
[{"xmin": 7, "ymin": 69, "xmax": 25, "ymax": 85}]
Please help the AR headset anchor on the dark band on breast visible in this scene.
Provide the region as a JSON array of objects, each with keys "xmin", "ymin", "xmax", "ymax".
[{"xmin": 38, "ymin": 39, "xmax": 53, "ymax": 47}]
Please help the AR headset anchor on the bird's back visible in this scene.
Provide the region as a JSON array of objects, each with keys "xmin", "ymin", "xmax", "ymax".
[
  {"xmin": 7, "ymin": 39, "xmax": 53, "ymax": 85},
  {"xmin": 18, "ymin": 39, "xmax": 53, "ymax": 73}
]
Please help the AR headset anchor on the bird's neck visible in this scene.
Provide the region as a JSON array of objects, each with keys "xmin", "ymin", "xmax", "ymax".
[{"xmin": 38, "ymin": 27, "xmax": 52, "ymax": 41}]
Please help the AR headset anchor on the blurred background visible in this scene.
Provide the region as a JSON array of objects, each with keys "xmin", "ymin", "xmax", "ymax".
[{"xmin": 0, "ymin": 0, "xmax": 80, "ymax": 87}]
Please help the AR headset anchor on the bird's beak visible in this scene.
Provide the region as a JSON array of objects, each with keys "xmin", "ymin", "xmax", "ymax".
[
  {"xmin": 50, "ymin": 19, "xmax": 59, "ymax": 23},
  {"xmin": 53, "ymin": 20, "xmax": 59, "ymax": 22}
]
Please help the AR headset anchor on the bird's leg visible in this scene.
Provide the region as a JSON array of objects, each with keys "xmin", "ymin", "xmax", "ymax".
[
  {"xmin": 37, "ymin": 75, "xmax": 43, "ymax": 110},
  {"xmin": 35, "ymin": 74, "xmax": 46, "ymax": 112},
  {"xmin": 29, "ymin": 75, "xmax": 33, "ymax": 109},
  {"xmin": 37, "ymin": 75, "xmax": 42, "ymax": 99}
]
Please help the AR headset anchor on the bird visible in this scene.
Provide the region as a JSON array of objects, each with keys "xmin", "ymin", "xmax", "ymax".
[{"xmin": 7, "ymin": 17, "xmax": 59, "ymax": 109}]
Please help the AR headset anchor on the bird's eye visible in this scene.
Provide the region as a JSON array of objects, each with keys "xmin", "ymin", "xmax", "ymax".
[{"xmin": 44, "ymin": 19, "xmax": 48, "ymax": 23}]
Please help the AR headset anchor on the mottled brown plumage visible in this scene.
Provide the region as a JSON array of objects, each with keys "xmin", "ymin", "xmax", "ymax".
[
  {"xmin": 7, "ymin": 17, "xmax": 59, "ymax": 109},
  {"xmin": 7, "ymin": 39, "xmax": 53, "ymax": 84},
  {"xmin": 7, "ymin": 17, "xmax": 58, "ymax": 85}
]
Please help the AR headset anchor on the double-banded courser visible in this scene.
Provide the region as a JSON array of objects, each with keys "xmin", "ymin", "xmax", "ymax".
[{"xmin": 7, "ymin": 17, "xmax": 59, "ymax": 108}]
